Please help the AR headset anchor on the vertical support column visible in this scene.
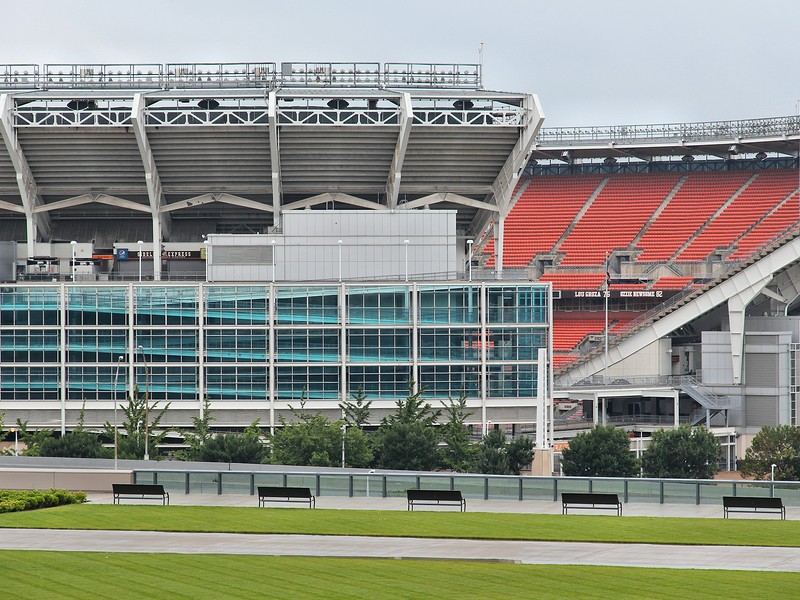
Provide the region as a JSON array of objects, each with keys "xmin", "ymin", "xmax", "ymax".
[
  {"xmin": 592, "ymin": 394, "xmax": 599, "ymax": 425},
  {"xmin": 673, "ymin": 389, "xmax": 680, "ymax": 429},
  {"xmin": 268, "ymin": 283, "xmax": 276, "ymax": 434},
  {"xmin": 536, "ymin": 347, "xmax": 547, "ymax": 449},
  {"xmin": 197, "ymin": 283, "xmax": 205, "ymax": 416},
  {"xmin": 339, "ymin": 282, "xmax": 348, "ymax": 419},
  {"xmin": 410, "ymin": 283, "xmax": 418, "ymax": 390},
  {"xmin": 480, "ymin": 283, "xmax": 488, "ymax": 432},
  {"xmin": 728, "ymin": 275, "xmax": 771, "ymax": 385},
  {"xmin": 59, "ymin": 284, "xmax": 67, "ymax": 434},
  {"xmin": 493, "ymin": 213, "xmax": 505, "ymax": 278}
]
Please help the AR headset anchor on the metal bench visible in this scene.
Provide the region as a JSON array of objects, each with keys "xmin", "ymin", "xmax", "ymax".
[
  {"xmin": 723, "ymin": 496, "xmax": 785, "ymax": 520},
  {"xmin": 407, "ymin": 489, "xmax": 466, "ymax": 512},
  {"xmin": 257, "ymin": 486, "xmax": 315, "ymax": 509},
  {"xmin": 112, "ymin": 483, "xmax": 169, "ymax": 505},
  {"xmin": 561, "ymin": 492, "xmax": 622, "ymax": 516}
]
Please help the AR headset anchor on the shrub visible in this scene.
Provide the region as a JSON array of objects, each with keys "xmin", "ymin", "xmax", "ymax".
[{"xmin": 0, "ymin": 489, "xmax": 86, "ymax": 513}]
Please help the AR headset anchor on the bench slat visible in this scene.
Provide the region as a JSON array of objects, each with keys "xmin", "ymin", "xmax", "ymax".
[
  {"xmin": 722, "ymin": 496, "xmax": 785, "ymax": 520},
  {"xmin": 406, "ymin": 489, "xmax": 466, "ymax": 512},
  {"xmin": 112, "ymin": 483, "xmax": 169, "ymax": 505},
  {"xmin": 257, "ymin": 486, "xmax": 315, "ymax": 508},
  {"xmin": 562, "ymin": 492, "xmax": 622, "ymax": 516}
]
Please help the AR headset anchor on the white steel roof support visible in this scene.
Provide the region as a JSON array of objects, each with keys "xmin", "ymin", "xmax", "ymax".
[
  {"xmin": 488, "ymin": 93, "xmax": 544, "ymax": 276},
  {"xmin": 399, "ymin": 192, "xmax": 499, "ymax": 213},
  {"xmin": 0, "ymin": 94, "xmax": 50, "ymax": 254},
  {"xmin": 268, "ymin": 91, "xmax": 283, "ymax": 230},
  {"xmin": 386, "ymin": 92, "xmax": 412, "ymax": 210},
  {"xmin": 728, "ymin": 274, "xmax": 772, "ymax": 385},
  {"xmin": 558, "ymin": 234, "xmax": 800, "ymax": 386},
  {"xmin": 160, "ymin": 193, "xmax": 275, "ymax": 214},
  {"xmin": 282, "ymin": 193, "xmax": 387, "ymax": 212},
  {"xmin": 132, "ymin": 93, "xmax": 171, "ymax": 281}
]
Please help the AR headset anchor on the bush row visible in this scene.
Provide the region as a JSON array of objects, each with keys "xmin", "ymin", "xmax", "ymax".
[{"xmin": 0, "ymin": 489, "xmax": 87, "ymax": 513}]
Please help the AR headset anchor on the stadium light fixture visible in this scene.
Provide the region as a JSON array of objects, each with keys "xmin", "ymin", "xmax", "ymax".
[
  {"xmin": 137, "ymin": 240, "xmax": 144, "ymax": 281},
  {"xmin": 70, "ymin": 240, "xmax": 77, "ymax": 282}
]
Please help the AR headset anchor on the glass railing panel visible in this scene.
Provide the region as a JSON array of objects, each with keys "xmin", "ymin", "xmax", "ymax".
[
  {"xmin": 253, "ymin": 473, "xmax": 287, "ymax": 488},
  {"xmin": 320, "ymin": 474, "xmax": 351, "ymax": 497},
  {"xmin": 661, "ymin": 480, "xmax": 698, "ymax": 504},
  {"xmin": 486, "ymin": 476, "xmax": 519, "ymax": 500},
  {"xmin": 219, "ymin": 472, "xmax": 251, "ymax": 495},
  {"xmin": 187, "ymin": 471, "xmax": 221, "ymax": 494},
  {"xmin": 623, "ymin": 479, "xmax": 661, "ymax": 503},
  {"xmin": 521, "ymin": 477, "xmax": 556, "ymax": 501}
]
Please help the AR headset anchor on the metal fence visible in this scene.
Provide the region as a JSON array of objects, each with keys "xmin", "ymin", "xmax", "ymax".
[{"xmin": 134, "ymin": 469, "xmax": 800, "ymax": 506}]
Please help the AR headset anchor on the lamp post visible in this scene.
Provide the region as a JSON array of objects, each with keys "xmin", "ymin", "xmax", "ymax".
[
  {"xmin": 337, "ymin": 239, "xmax": 343, "ymax": 282},
  {"xmin": 112, "ymin": 354, "xmax": 125, "ymax": 470},
  {"xmin": 10, "ymin": 428, "xmax": 17, "ymax": 456},
  {"xmin": 341, "ymin": 422, "xmax": 346, "ymax": 468},
  {"xmin": 137, "ymin": 345, "xmax": 150, "ymax": 461},
  {"xmin": 466, "ymin": 239, "xmax": 473, "ymax": 282},
  {"xmin": 403, "ymin": 239, "xmax": 409, "ymax": 282},
  {"xmin": 271, "ymin": 239, "xmax": 276, "ymax": 283},
  {"xmin": 137, "ymin": 240, "xmax": 144, "ymax": 282},
  {"xmin": 70, "ymin": 240, "xmax": 77, "ymax": 282},
  {"xmin": 771, "ymin": 463, "xmax": 777, "ymax": 481}
]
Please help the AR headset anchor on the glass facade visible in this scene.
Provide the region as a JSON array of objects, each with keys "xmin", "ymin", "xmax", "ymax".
[{"xmin": 0, "ymin": 282, "xmax": 550, "ymax": 426}]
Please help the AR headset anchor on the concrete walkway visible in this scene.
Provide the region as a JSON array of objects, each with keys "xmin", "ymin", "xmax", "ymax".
[{"xmin": 2, "ymin": 528, "xmax": 800, "ymax": 572}]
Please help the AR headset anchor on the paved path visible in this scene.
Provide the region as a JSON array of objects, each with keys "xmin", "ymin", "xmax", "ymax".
[{"xmin": 3, "ymin": 528, "xmax": 800, "ymax": 572}]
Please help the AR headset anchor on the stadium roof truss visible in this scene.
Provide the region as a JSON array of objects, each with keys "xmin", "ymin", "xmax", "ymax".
[{"xmin": 0, "ymin": 76, "xmax": 542, "ymax": 278}]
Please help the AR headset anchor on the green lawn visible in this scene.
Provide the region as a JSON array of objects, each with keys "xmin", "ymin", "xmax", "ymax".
[
  {"xmin": 0, "ymin": 504, "xmax": 798, "ymax": 547},
  {"xmin": 3, "ymin": 551, "xmax": 799, "ymax": 599}
]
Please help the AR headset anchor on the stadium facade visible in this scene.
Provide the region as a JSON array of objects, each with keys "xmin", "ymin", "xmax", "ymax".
[{"xmin": 2, "ymin": 61, "xmax": 800, "ymax": 468}]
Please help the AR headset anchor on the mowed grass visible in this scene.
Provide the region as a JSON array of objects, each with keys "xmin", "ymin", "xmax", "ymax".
[
  {"xmin": 1, "ymin": 503, "xmax": 798, "ymax": 547},
  {"xmin": 3, "ymin": 551, "xmax": 799, "ymax": 600}
]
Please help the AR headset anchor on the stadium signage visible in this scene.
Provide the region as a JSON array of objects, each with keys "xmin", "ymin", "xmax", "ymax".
[
  {"xmin": 128, "ymin": 250, "xmax": 201, "ymax": 260},
  {"xmin": 562, "ymin": 290, "xmax": 675, "ymax": 299}
]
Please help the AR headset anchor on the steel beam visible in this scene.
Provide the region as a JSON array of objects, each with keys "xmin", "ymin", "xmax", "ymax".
[
  {"xmin": 132, "ymin": 93, "xmax": 171, "ymax": 280},
  {"xmin": 282, "ymin": 192, "xmax": 387, "ymax": 212},
  {"xmin": 161, "ymin": 193, "xmax": 274, "ymax": 214},
  {"xmin": 268, "ymin": 90, "xmax": 283, "ymax": 230},
  {"xmin": 399, "ymin": 192, "xmax": 499, "ymax": 212},
  {"xmin": 0, "ymin": 93, "xmax": 51, "ymax": 253},
  {"xmin": 386, "ymin": 92, "xmax": 412, "ymax": 210}
]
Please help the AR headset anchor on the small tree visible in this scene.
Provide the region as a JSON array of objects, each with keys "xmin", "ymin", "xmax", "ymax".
[
  {"xmin": 438, "ymin": 394, "xmax": 479, "ymax": 472},
  {"xmin": 561, "ymin": 425, "xmax": 639, "ymax": 477},
  {"xmin": 477, "ymin": 428, "xmax": 534, "ymax": 475},
  {"xmin": 740, "ymin": 425, "xmax": 800, "ymax": 481},
  {"xmin": 104, "ymin": 386, "xmax": 171, "ymax": 460},
  {"xmin": 198, "ymin": 421, "xmax": 268, "ymax": 464},
  {"xmin": 641, "ymin": 425, "xmax": 721, "ymax": 479},
  {"xmin": 374, "ymin": 382, "xmax": 440, "ymax": 471},
  {"xmin": 40, "ymin": 402, "xmax": 111, "ymax": 459},
  {"xmin": 339, "ymin": 387, "xmax": 372, "ymax": 427},
  {"xmin": 14, "ymin": 419, "xmax": 53, "ymax": 457},
  {"xmin": 181, "ymin": 395, "xmax": 216, "ymax": 461}
]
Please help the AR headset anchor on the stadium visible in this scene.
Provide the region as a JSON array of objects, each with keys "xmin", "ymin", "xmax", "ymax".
[{"xmin": 0, "ymin": 61, "xmax": 799, "ymax": 471}]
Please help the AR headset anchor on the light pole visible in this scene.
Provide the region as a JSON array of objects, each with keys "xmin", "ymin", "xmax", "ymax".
[
  {"xmin": 137, "ymin": 344, "xmax": 150, "ymax": 461},
  {"xmin": 337, "ymin": 239, "xmax": 343, "ymax": 282},
  {"xmin": 271, "ymin": 239, "xmax": 276, "ymax": 283},
  {"xmin": 112, "ymin": 354, "xmax": 125, "ymax": 470},
  {"xmin": 341, "ymin": 422, "xmax": 346, "ymax": 468},
  {"xmin": 70, "ymin": 240, "xmax": 77, "ymax": 282},
  {"xmin": 10, "ymin": 428, "xmax": 17, "ymax": 456},
  {"xmin": 403, "ymin": 239, "xmax": 409, "ymax": 282},
  {"xmin": 466, "ymin": 239, "xmax": 474, "ymax": 282},
  {"xmin": 771, "ymin": 463, "xmax": 777, "ymax": 481},
  {"xmin": 137, "ymin": 240, "xmax": 144, "ymax": 282}
]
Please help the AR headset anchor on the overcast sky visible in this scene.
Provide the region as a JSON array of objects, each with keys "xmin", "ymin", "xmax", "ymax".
[{"xmin": 5, "ymin": 0, "xmax": 798, "ymax": 127}]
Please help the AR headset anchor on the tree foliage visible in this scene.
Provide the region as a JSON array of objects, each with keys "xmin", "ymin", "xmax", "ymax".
[
  {"xmin": 13, "ymin": 419, "xmax": 53, "ymax": 457},
  {"xmin": 740, "ymin": 425, "xmax": 800, "ymax": 481},
  {"xmin": 39, "ymin": 431, "xmax": 111, "ymax": 459},
  {"xmin": 197, "ymin": 421, "xmax": 268, "ymax": 464},
  {"xmin": 181, "ymin": 396, "xmax": 216, "ymax": 461},
  {"xmin": 271, "ymin": 400, "xmax": 372, "ymax": 467},
  {"xmin": 641, "ymin": 425, "xmax": 721, "ymax": 479},
  {"xmin": 438, "ymin": 394, "xmax": 479, "ymax": 472},
  {"xmin": 103, "ymin": 386, "xmax": 170, "ymax": 460},
  {"xmin": 339, "ymin": 387, "xmax": 372, "ymax": 427},
  {"xmin": 476, "ymin": 428, "xmax": 534, "ymax": 475},
  {"xmin": 374, "ymin": 382, "xmax": 440, "ymax": 471},
  {"xmin": 561, "ymin": 425, "xmax": 639, "ymax": 477}
]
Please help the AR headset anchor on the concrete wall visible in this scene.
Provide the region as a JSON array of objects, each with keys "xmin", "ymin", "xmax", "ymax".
[
  {"xmin": 208, "ymin": 210, "xmax": 457, "ymax": 282},
  {"xmin": 0, "ymin": 468, "xmax": 132, "ymax": 492}
]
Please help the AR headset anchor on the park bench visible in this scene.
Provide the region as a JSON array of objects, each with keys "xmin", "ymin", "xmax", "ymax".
[
  {"xmin": 112, "ymin": 483, "xmax": 169, "ymax": 505},
  {"xmin": 257, "ymin": 486, "xmax": 315, "ymax": 508},
  {"xmin": 561, "ymin": 492, "xmax": 622, "ymax": 516},
  {"xmin": 722, "ymin": 496, "xmax": 785, "ymax": 520},
  {"xmin": 406, "ymin": 489, "xmax": 466, "ymax": 512}
]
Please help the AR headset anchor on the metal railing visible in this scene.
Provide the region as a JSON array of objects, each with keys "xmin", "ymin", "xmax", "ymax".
[{"xmin": 133, "ymin": 467, "xmax": 800, "ymax": 506}]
